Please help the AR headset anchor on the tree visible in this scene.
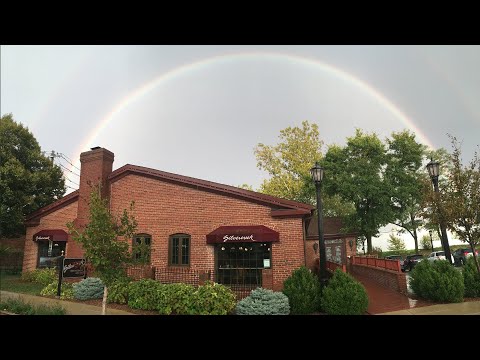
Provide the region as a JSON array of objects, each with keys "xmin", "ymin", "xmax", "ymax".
[
  {"xmin": 387, "ymin": 233, "xmax": 406, "ymax": 252},
  {"xmin": 384, "ymin": 130, "xmax": 427, "ymax": 254},
  {"xmin": 254, "ymin": 120, "xmax": 354, "ymax": 216},
  {"xmin": 441, "ymin": 136, "xmax": 480, "ymax": 273},
  {"xmin": 420, "ymin": 234, "xmax": 433, "ymax": 251},
  {"xmin": 323, "ymin": 129, "xmax": 393, "ymax": 253},
  {"xmin": 67, "ymin": 186, "xmax": 137, "ymax": 314},
  {"xmin": 0, "ymin": 114, "xmax": 66, "ymax": 238}
]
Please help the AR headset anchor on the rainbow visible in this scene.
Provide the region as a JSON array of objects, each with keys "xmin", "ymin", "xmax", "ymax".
[{"xmin": 69, "ymin": 51, "xmax": 435, "ymax": 179}]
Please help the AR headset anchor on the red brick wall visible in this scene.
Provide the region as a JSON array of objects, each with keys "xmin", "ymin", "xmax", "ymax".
[
  {"xmin": 350, "ymin": 264, "xmax": 408, "ymax": 295},
  {"xmin": 109, "ymin": 174, "xmax": 305, "ymax": 291},
  {"xmin": 23, "ymin": 201, "xmax": 80, "ymax": 272}
]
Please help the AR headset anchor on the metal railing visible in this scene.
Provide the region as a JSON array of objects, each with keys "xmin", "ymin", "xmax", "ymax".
[{"xmin": 351, "ymin": 256, "xmax": 401, "ymax": 272}]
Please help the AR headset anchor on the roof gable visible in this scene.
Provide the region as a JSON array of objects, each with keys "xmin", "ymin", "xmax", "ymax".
[{"xmin": 25, "ymin": 190, "xmax": 79, "ymax": 226}]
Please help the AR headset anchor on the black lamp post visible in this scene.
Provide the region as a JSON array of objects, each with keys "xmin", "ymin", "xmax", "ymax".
[
  {"xmin": 426, "ymin": 159, "xmax": 453, "ymax": 264},
  {"xmin": 428, "ymin": 230, "xmax": 434, "ymax": 252},
  {"xmin": 311, "ymin": 162, "xmax": 328, "ymax": 286}
]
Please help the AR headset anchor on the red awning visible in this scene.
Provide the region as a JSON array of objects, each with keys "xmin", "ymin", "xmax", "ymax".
[
  {"xmin": 206, "ymin": 225, "xmax": 279, "ymax": 244},
  {"xmin": 33, "ymin": 229, "xmax": 68, "ymax": 242}
]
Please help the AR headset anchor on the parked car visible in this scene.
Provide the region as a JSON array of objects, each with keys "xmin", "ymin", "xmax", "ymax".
[
  {"xmin": 426, "ymin": 251, "xmax": 454, "ymax": 263},
  {"xmin": 452, "ymin": 248, "xmax": 479, "ymax": 266},
  {"xmin": 385, "ymin": 255, "xmax": 404, "ymax": 270},
  {"xmin": 403, "ymin": 254, "xmax": 424, "ymax": 271}
]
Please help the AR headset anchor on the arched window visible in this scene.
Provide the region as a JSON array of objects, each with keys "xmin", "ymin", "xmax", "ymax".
[
  {"xmin": 132, "ymin": 234, "xmax": 151, "ymax": 264},
  {"xmin": 169, "ymin": 234, "xmax": 190, "ymax": 266}
]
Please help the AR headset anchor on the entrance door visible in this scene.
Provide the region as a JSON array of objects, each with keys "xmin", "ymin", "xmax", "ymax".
[{"xmin": 215, "ymin": 242, "xmax": 271, "ymax": 288}]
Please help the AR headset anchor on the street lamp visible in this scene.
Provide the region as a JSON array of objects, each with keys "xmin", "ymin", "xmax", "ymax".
[
  {"xmin": 428, "ymin": 230, "xmax": 434, "ymax": 252},
  {"xmin": 310, "ymin": 162, "xmax": 328, "ymax": 286},
  {"xmin": 426, "ymin": 159, "xmax": 453, "ymax": 264}
]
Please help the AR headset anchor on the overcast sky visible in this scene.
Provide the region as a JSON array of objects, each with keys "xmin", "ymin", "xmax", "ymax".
[{"xmin": 2, "ymin": 45, "xmax": 479, "ymax": 250}]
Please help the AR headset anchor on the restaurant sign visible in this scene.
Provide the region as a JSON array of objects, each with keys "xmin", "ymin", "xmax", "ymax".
[
  {"xmin": 223, "ymin": 235, "xmax": 255, "ymax": 242},
  {"xmin": 36, "ymin": 235, "xmax": 51, "ymax": 241},
  {"xmin": 62, "ymin": 258, "xmax": 86, "ymax": 278}
]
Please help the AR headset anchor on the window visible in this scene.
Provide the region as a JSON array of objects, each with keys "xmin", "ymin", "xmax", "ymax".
[
  {"xmin": 132, "ymin": 234, "xmax": 151, "ymax": 264},
  {"xmin": 169, "ymin": 234, "xmax": 190, "ymax": 266}
]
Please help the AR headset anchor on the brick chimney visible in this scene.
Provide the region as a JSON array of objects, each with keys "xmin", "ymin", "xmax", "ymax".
[{"xmin": 77, "ymin": 147, "xmax": 115, "ymax": 225}]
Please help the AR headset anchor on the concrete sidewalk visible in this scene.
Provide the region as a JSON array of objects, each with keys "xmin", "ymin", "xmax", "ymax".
[
  {"xmin": 0, "ymin": 291, "xmax": 134, "ymax": 315},
  {"xmin": 378, "ymin": 300, "xmax": 480, "ymax": 315}
]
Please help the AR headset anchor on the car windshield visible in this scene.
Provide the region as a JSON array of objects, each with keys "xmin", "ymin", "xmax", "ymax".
[
  {"xmin": 437, "ymin": 251, "xmax": 445, "ymax": 256},
  {"xmin": 410, "ymin": 255, "xmax": 423, "ymax": 259}
]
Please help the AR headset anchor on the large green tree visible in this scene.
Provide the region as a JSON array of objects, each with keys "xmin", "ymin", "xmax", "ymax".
[
  {"xmin": 0, "ymin": 114, "xmax": 66, "ymax": 238},
  {"xmin": 384, "ymin": 130, "xmax": 427, "ymax": 254},
  {"xmin": 322, "ymin": 129, "xmax": 393, "ymax": 253},
  {"xmin": 441, "ymin": 136, "xmax": 480, "ymax": 273},
  {"xmin": 254, "ymin": 121, "xmax": 354, "ymax": 217}
]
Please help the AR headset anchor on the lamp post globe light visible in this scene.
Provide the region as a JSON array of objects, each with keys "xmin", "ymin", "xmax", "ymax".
[
  {"xmin": 310, "ymin": 162, "xmax": 328, "ymax": 286},
  {"xmin": 426, "ymin": 159, "xmax": 453, "ymax": 264}
]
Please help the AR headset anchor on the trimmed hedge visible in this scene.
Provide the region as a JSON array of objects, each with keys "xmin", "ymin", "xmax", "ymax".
[
  {"xmin": 21, "ymin": 268, "xmax": 57, "ymax": 286},
  {"xmin": 236, "ymin": 287, "xmax": 290, "ymax": 315},
  {"xmin": 157, "ymin": 283, "xmax": 197, "ymax": 315},
  {"xmin": 283, "ymin": 266, "xmax": 321, "ymax": 314},
  {"xmin": 128, "ymin": 279, "xmax": 163, "ymax": 310},
  {"xmin": 410, "ymin": 259, "xmax": 464, "ymax": 303},
  {"xmin": 73, "ymin": 277, "xmax": 105, "ymax": 300},
  {"xmin": 107, "ymin": 277, "xmax": 132, "ymax": 305},
  {"xmin": 321, "ymin": 269, "xmax": 368, "ymax": 315},
  {"xmin": 193, "ymin": 281, "xmax": 236, "ymax": 315},
  {"xmin": 40, "ymin": 281, "xmax": 74, "ymax": 300},
  {"xmin": 463, "ymin": 257, "xmax": 480, "ymax": 298}
]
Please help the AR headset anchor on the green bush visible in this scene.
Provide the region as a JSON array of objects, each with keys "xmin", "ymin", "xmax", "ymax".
[
  {"xmin": 0, "ymin": 297, "xmax": 66, "ymax": 315},
  {"xmin": 321, "ymin": 269, "xmax": 368, "ymax": 315},
  {"xmin": 410, "ymin": 259, "xmax": 464, "ymax": 303},
  {"xmin": 192, "ymin": 281, "xmax": 236, "ymax": 315},
  {"xmin": 40, "ymin": 281, "xmax": 74, "ymax": 300},
  {"xmin": 236, "ymin": 287, "xmax": 290, "ymax": 315},
  {"xmin": 107, "ymin": 277, "xmax": 132, "ymax": 304},
  {"xmin": 21, "ymin": 268, "xmax": 57, "ymax": 286},
  {"xmin": 157, "ymin": 283, "xmax": 197, "ymax": 315},
  {"xmin": 73, "ymin": 277, "xmax": 105, "ymax": 300},
  {"xmin": 463, "ymin": 257, "xmax": 480, "ymax": 298},
  {"xmin": 127, "ymin": 279, "xmax": 163, "ymax": 310},
  {"xmin": 283, "ymin": 266, "xmax": 321, "ymax": 314}
]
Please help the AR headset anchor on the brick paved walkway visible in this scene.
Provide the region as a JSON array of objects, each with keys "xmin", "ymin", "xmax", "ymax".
[{"xmin": 349, "ymin": 272, "xmax": 432, "ymax": 314}]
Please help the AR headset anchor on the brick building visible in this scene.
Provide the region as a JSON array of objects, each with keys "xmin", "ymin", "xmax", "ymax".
[{"xmin": 23, "ymin": 147, "xmax": 355, "ymax": 291}]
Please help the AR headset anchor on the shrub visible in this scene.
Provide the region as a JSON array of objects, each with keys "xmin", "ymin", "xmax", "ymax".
[
  {"xmin": 463, "ymin": 257, "xmax": 480, "ymax": 298},
  {"xmin": 283, "ymin": 266, "xmax": 321, "ymax": 314},
  {"xmin": 192, "ymin": 281, "xmax": 237, "ymax": 315},
  {"xmin": 40, "ymin": 281, "xmax": 74, "ymax": 300},
  {"xmin": 321, "ymin": 269, "xmax": 368, "ymax": 315},
  {"xmin": 0, "ymin": 297, "xmax": 66, "ymax": 315},
  {"xmin": 107, "ymin": 277, "xmax": 132, "ymax": 304},
  {"xmin": 236, "ymin": 287, "xmax": 290, "ymax": 315},
  {"xmin": 157, "ymin": 283, "xmax": 197, "ymax": 315},
  {"xmin": 410, "ymin": 259, "xmax": 464, "ymax": 303},
  {"xmin": 73, "ymin": 277, "xmax": 105, "ymax": 300},
  {"xmin": 127, "ymin": 279, "xmax": 163, "ymax": 310},
  {"xmin": 21, "ymin": 268, "xmax": 57, "ymax": 286}
]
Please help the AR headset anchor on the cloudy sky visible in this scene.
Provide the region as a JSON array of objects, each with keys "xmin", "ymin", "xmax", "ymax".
[{"xmin": 2, "ymin": 45, "xmax": 479, "ymax": 250}]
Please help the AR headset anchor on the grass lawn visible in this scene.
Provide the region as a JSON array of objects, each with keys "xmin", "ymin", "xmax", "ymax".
[{"xmin": 0, "ymin": 273, "xmax": 45, "ymax": 295}]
